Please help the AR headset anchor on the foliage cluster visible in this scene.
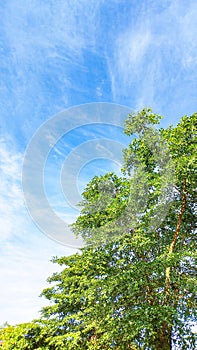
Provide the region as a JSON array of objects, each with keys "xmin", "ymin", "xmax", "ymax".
[{"xmin": 1, "ymin": 109, "xmax": 196, "ymax": 349}]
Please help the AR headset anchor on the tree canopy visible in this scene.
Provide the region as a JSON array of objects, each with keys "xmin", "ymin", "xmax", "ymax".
[{"xmin": 1, "ymin": 109, "xmax": 196, "ymax": 350}]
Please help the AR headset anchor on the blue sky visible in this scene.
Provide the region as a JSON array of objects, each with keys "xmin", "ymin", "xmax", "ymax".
[{"xmin": 0, "ymin": 0, "xmax": 197, "ymax": 325}]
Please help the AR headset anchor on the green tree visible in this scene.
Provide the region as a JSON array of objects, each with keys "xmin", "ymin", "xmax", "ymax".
[
  {"xmin": 2, "ymin": 109, "xmax": 196, "ymax": 349},
  {"xmin": 0, "ymin": 322, "xmax": 48, "ymax": 350},
  {"xmin": 42, "ymin": 109, "xmax": 196, "ymax": 349}
]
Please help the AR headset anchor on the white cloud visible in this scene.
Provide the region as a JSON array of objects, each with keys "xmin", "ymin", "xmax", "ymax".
[
  {"xmin": 0, "ymin": 140, "xmax": 76, "ymax": 325},
  {"xmin": 107, "ymin": 0, "xmax": 197, "ymax": 115},
  {"xmin": 0, "ymin": 238, "xmax": 74, "ymax": 325},
  {"xmin": 117, "ymin": 29, "xmax": 152, "ymax": 74},
  {"xmin": 178, "ymin": 4, "xmax": 197, "ymax": 69},
  {"xmin": 0, "ymin": 1, "xmax": 106, "ymax": 143},
  {"xmin": 0, "ymin": 139, "xmax": 24, "ymax": 241},
  {"xmin": 2, "ymin": 0, "xmax": 102, "ymax": 65}
]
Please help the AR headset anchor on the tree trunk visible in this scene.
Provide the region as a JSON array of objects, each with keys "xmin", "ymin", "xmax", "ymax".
[
  {"xmin": 155, "ymin": 340, "xmax": 171, "ymax": 350},
  {"xmin": 155, "ymin": 326, "xmax": 172, "ymax": 350}
]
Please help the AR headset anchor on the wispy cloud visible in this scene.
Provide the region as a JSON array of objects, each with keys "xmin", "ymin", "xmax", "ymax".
[
  {"xmin": 116, "ymin": 29, "xmax": 152, "ymax": 78},
  {"xmin": 0, "ymin": 237, "xmax": 72, "ymax": 325},
  {"xmin": 0, "ymin": 139, "xmax": 24, "ymax": 241},
  {"xmin": 0, "ymin": 0, "xmax": 104, "ymax": 142},
  {"xmin": 0, "ymin": 140, "xmax": 75, "ymax": 324},
  {"xmin": 107, "ymin": 0, "xmax": 197, "ymax": 119}
]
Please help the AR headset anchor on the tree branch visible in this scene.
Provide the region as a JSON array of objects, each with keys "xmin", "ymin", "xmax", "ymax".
[{"xmin": 165, "ymin": 179, "xmax": 187, "ymax": 294}]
